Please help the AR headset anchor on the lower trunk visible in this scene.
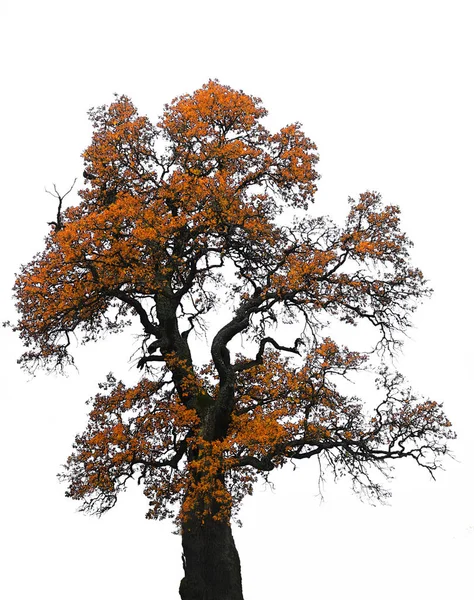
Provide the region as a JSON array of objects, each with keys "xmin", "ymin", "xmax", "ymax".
[{"xmin": 179, "ymin": 517, "xmax": 244, "ymax": 600}]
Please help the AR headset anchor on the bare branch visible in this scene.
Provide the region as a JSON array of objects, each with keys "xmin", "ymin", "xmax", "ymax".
[{"xmin": 45, "ymin": 178, "xmax": 77, "ymax": 231}]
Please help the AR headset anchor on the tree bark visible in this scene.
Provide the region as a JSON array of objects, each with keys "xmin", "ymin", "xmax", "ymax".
[{"xmin": 179, "ymin": 517, "xmax": 244, "ymax": 600}]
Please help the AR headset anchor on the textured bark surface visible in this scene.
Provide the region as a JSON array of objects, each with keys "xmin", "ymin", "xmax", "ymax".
[{"xmin": 179, "ymin": 519, "xmax": 244, "ymax": 600}]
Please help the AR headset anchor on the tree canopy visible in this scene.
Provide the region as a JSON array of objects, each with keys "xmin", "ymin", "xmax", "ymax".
[{"xmin": 14, "ymin": 81, "xmax": 454, "ymax": 599}]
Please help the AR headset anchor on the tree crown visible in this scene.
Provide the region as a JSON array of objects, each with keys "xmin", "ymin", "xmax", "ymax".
[{"xmin": 14, "ymin": 81, "xmax": 454, "ymax": 524}]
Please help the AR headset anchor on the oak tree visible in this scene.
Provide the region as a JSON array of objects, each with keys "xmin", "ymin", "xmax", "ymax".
[{"xmin": 14, "ymin": 81, "xmax": 454, "ymax": 600}]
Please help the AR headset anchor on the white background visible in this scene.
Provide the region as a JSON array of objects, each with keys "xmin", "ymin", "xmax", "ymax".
[{"xmin": 1, "ymin": 1, "xmax": 473, "ymax": 598}]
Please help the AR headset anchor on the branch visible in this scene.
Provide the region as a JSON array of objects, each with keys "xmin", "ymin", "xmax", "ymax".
[
  {"xmin": 234, "ymin": 336, "xmax": 303, "ymax": 372},
  {"xmin": 45, "ymin": 178, "xmax": 77, "ymax": 231},
  {"xmin": 112, "ymin": 290, "xmax": 160, "ymax": 337},
  {"xmin": 234, "ymin": 455, "xmax": 275, "ymax": 471},
  {"xmin": 137, "ymin": 354, "xmax": 166, "ymax": 370}
]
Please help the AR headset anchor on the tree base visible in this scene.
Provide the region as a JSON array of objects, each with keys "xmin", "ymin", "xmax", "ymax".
[{"xmin": 179, "ymin": 519, "xmax": 244, "ymax": 600}]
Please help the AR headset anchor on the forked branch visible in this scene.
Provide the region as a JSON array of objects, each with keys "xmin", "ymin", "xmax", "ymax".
[{"xmin": 45, "ymin": 178, "xmax": 77, "ymax": 232}]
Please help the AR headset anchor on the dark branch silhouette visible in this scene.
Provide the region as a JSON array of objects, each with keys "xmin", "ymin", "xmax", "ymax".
[{"xmin": 45, "ymin": 179, "xmax": 76, "ymax": 232}]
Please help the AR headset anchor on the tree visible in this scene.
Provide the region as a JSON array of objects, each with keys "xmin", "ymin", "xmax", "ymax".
[{"xmin": 13, "ymin": 81, "xmax": 454, "ymax": 600}]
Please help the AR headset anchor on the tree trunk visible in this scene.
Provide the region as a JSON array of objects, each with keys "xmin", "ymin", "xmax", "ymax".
[{"xmin": 179, "ymin": 517, "xmax": 244, "ymax": 600}]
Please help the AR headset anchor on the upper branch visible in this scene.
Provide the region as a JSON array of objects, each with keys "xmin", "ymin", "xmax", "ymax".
[
  {"xmin": 233, "ymin": 336, "xmax": 303, "ymax": 373},
  {"xmin": 45, "ymin": 179, "xmax": 77, "ymax": 232},
  {"xmin": 112, "ymin": 290, "xmax": 160, "ymax": 337}
]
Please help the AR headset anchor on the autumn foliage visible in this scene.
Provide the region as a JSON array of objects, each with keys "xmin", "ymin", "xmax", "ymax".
[{"xmin": 14, "ymin": 81, "xmax": 454, "ymax": 599}]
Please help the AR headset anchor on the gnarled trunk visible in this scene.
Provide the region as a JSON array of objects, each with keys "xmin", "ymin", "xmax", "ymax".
[
  {"xmin": 178, "ymin": 342, "xmax": 243, "ymax": 600},
  {"xmin": 179, "ymin": 517, "xmax": 244, "ymax": 600}
]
